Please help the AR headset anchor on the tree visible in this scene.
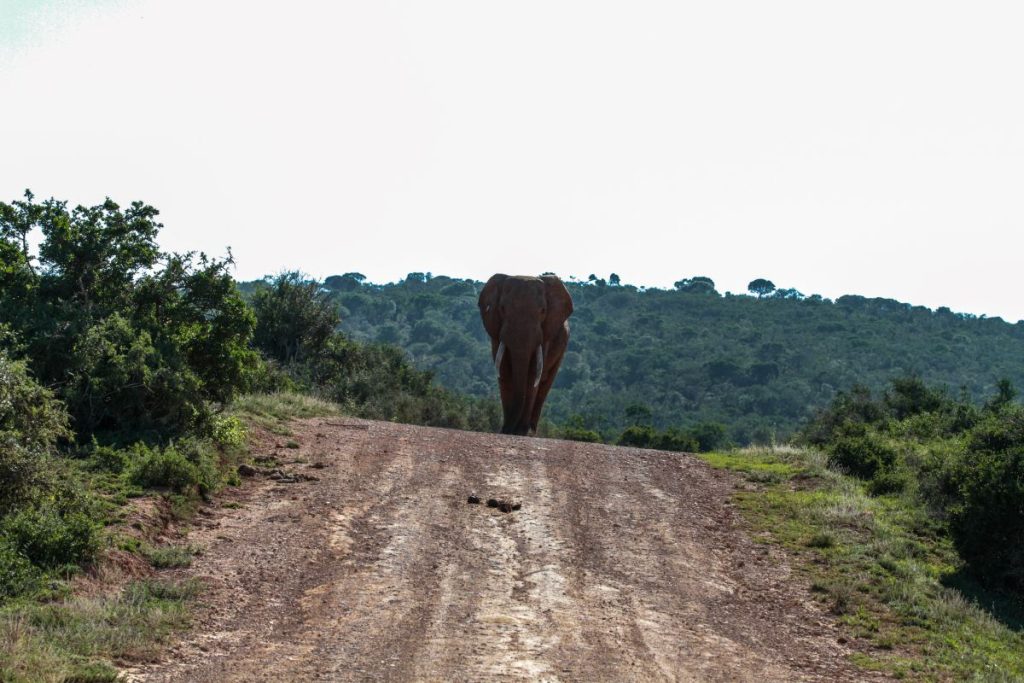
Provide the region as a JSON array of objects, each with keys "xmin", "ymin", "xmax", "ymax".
[
  {"xmin": 625, "ymin": 403, "xmax": 653, "ymax": 426},
  {"xmin": 747, "ymin": 278, "xmax": 776, "ymax": 297},
  {"xmin": 609, "ymin": 273, "xmax": 621, "ymax": 286},
  {"xmin": 0, "ymin": 192, "xmax": 257, "ymax": 439},
  {"xmin": 251, "ymin": 272, "xmax": 340, "ymax": 365},
  {"xmin": 324, "ymin": 273, "xmax": 366, "ymax": 292},
  {"xmin": 986, "ymin": 378, "xmax": 1018, "ymax": 413},
  {"xmin": 673, "ymin": 276, "xmax": 716, "ymax": 294}
]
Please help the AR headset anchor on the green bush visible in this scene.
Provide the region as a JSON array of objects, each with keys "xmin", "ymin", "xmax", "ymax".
[
  {"xmin": 615, "ymin": 423, "xmax": 724, "ymax": 453},
  {"xmin": 825, "ymin": 423, "xmax": 898, "ymax": 480},
  {"xmin": 0, "ymin": 540, "xmax": 40, "ymax": 599},
  {"xmin": 83, "ymin": 442, "xmax": 130, "ymax": 474},
  {"xmin": 800, "ymin": 385, "xmax": 886, "ymax": 446},
  {"xmin": 561, "ymin": 426, "xmax": 603, "ymax": 443},
  {"xmin": 0, "ymin": 353, "xmax": 71, "ymax": 515},
  {"xmin": 688, "ymin": 423, "xmax": 729, "ymax": 452},
  {"xmin": 128, "ymin": 441, "xmax": 218, "ymax": 495},
  {"xmin": 1, "ymin": 193, "xmax": 256, "ymax": 442},
  {"xmin": 946, "ymin": 412, "xmax": 1024, "ymax": 589},
  {"xmin": 0, "ymin": 505, "xmax": 100, "ymax": 570},
  {"xmin": 617, "ymin": 425, "xmax": 657, "ymax": 448}
]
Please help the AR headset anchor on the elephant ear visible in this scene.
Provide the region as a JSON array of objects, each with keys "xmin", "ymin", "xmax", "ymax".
[
  {"xmin": 541, "ymin": 275, "xmax": 573, "ymax": 341},
  {"xmin": 479, "ymin": 274, "xmax": 507, "ymax": 340}
]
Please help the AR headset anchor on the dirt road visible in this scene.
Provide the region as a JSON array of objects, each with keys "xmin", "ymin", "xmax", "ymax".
[{"xmin": 128, "ymin": 418, "xmax": 873, "ymax": 682}]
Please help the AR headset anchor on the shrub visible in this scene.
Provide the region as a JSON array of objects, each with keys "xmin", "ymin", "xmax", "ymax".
[
  {"xmin": 688, "ymin": 422, "xmax": 729, "ymax": 452},
  {"xmin": 0, "ymin": 505, "xmax": 100, "ymax": 570},
  {"xmin": 84, "ymin": 442, "xmax": 130, "ymax": 474},
  {"xmin": 884, "ymin": 376, "xmax": 951, "ymax": 420},
  {"xmin": 210, "ymin": 415, "xmax": 246, "ymax": 449},
  {"xmin": 0, "ymin": 353, "xmax": 71, "ymax": 451},
  {"xmin": 561, "ymin": 426, "xmax": 602, "ymax": 443},
  {"xmin": 825, "ymin": 423, "xmax": 898, "ymax": 480},
  {"xmin": 251, "ymin": 272, "xmax": 340, "ymax": 365},
  {"xmin": 653, "ymin": 428, "xmax": 698, "ymax": 452},
  {"xmin": 128, "ymin": 441, "xmax": 218, "ymax": 495},
  {"xmin": 866, "ymin": 466, "xmax": 909, "ymax": 496},
  {"xmin": 800, "ymin": 385, "xmax": 885, "ymax": 446},
  {"xmin": 0, "ymin": 540, "xmax": 40, "ymax": 599},
  {"xmin": 618, "ymin": 425, "xmax": 657, "ymax": 448},
  {"xmin": 946, "ymin": 411, "xmax": 1024, "ymax": 589},
  {"xmin": 0, "ymin": 353, "xmax": 71, "ymax": 515},
  {"xmin": 1, "ymin": 193, "xmax": 256, "ymax": 442}
]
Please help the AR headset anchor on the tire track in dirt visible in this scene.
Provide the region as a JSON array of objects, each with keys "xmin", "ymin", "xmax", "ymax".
[{"xmin": 128, "ymin": 418, "xmax": 886, "ymax": 682}]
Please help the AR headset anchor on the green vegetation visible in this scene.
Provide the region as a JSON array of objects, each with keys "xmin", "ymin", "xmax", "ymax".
[
  {"xmin": 0, "ymin": 579, "xmax": 199, "ymax": 683},
  {"xmin": 6, "ymin": 190, "xmax": 1023, "ymax": 679},
  {"xmin": 696, "ymin": 376, "xmax": 1024, "ymax": 679},
  {"xmin": 244, "ymin": 272, "xmax": 502, "ymax": 433},
  {"xmin": 800, "ymin": 377, "xmax": 1024, "ymax": 592},
  {"xmin": 291, "ymin": 272, "xmax": 1024, "ymax": 443},
  {"xmin": 0, "ymin": 194, "xmax": 503, "ymax": 678}
]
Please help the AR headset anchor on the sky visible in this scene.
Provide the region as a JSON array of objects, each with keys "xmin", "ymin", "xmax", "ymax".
[{"xmin": 2, "ymin": 1, "xmax": 1023, "ymax": 321}]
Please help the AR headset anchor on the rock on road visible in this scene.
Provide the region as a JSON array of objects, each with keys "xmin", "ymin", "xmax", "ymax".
[{"xmin": 129, "ymin": 417, "xmax": 872, "ymax": 682}]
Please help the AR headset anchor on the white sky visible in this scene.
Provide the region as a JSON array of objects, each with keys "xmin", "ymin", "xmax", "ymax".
[{"xmin": 2, "ymin": 1, "xmax": 1023, "ymax": 321}]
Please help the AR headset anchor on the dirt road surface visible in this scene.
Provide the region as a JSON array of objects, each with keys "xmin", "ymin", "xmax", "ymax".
[{"xmin": 127, "ymin": 418, "xmax": 877, "ymax": 682}]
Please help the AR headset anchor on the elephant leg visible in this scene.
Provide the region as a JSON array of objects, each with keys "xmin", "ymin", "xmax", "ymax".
[
  {"xmin": 529, "ymin": 335, "xmax": 567, "ymax": 434},
  {"xmin": 528, "ymin": 363, "xmax": 560, "ymax": 434}
]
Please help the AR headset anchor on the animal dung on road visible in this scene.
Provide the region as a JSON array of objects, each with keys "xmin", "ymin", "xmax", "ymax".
[
  {"xmin": 484, "ymin": 498, "xmax": 521, "ymax": 513},
  {"xmin": 467, "ymin": 495, "xmax": 521, "ymax": 512}
]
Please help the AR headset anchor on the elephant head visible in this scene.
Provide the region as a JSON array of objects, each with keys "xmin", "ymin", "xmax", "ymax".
[{"xmin": 479, "ymin": 274, "xmax": 573, "ymax": 435}]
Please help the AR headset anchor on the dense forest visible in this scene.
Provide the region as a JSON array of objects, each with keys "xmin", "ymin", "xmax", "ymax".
[{"xmin": 238, "ymin": 272, "xmax": 1024, "ymax": 444}]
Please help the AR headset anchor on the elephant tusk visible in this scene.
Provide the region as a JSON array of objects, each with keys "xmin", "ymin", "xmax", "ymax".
[
  {"xmin": 494, "ymin": 341, "xmax": 505, "ymax": 375},
  {"xmin": 534, "ymin": 344, "xmax": 544, "ymax": 387}
]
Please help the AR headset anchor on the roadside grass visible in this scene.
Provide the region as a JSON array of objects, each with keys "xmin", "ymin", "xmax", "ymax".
[
  {"xmin": 2, "ymin": 418, "xmax": 254, "ymax": 680},
  {"xmin": 0, "ymin": 579, "xmax": 199, "ymax": 683},
  {"xmin": 701, "ymin": 446, "xmax": 1024, "ymax": 681},
  {"xmin": 228, "ymin": 391, "xmax": 344, "ymax": 435},
  {"xmin": 139, "ymin": 544, "xmax": 197, "ymax": 569}
]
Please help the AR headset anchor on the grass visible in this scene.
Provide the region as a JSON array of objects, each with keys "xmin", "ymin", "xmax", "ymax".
[
  {"xmin": 1, "ymin": 415, "xmax": 263, "ymax": 681},
  {"xmin": 228, "ymin": 391, "xmax": 344, "ymax": 434},
  {"xmin": 140, "ymin": 544, "xmax": 196, "ymax": 569},
  {"xmin": 0, "ymin": 579, "xmax": 199, "ymax": 683},
  {"xmin": 700, "ymin": 446, "xmax": 1024, "ymax": 681}
]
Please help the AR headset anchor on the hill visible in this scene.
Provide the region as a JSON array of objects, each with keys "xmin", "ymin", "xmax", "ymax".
[{"xmin": 239, "ymin": 273, "xmax": 1024, "ymax": 443}]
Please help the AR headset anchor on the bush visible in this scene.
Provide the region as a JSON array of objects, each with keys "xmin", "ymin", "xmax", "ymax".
[
  {"xmin": 946, "ymin": 412, "xmax": 1024, "ymax": 589},
  {"xmin": 800, "ymin": 385, "xmax": 886, "ymax": 446},
  {"xmin": 129, "ymin": 441, "xmax": 218, "ymax": 495},
  {"xmin": 0, "ymin": 353, "xmax": 71, "ymax": 515},
  {"xmin": 0, "ymin": 540, "xmax": 40, "ymax": 599},
  {"xmin": 83, "ymin": 442, "xmax": 130, "ymax": 474},
  {"xmin": 825, "ymin": 423, "xmax": 898, "ymax": 480},
  {"xmin": 688, "ymin": 422, "xmax": 729, "ymax": 452},
  {"xmin": 618, "ymin": 425, "xmax": 657, "ymax": 448},
  {"xmin": 653, "ymin": 428, "xmax": 699, "ymax": 452},
  {"xmin": 0, "ymin": 353, "xmax": 71, "ymax": 452},
  {"xmin": 884, "ymin": 376, "xmax": 951, "ymax": 420},
  {"xmin": 1, "ymin": 193, "xmax": 256, "ymax": 442},
  {"xmin": 616, "ymin": 423, "xmax": 724, "ymax": 453},
  {"xmin": 561, "ymin": 426, "xmax": 603, "ymax": 443},
  {"xmin": 0, "ymin": 505, "xmax": 100, "ymax": 570},
  {"xmin": 251, "ymin": 272, "xmax": 340, "ymax": 365}
]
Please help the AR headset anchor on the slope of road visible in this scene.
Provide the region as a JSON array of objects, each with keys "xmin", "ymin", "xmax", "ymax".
[{"xmin": 128, "ymin": 418, "xmax": 879, "ymax": 682}]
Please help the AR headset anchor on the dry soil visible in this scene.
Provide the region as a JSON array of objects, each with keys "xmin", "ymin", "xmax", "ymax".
[{"xmin": 126, "ymin": 417, "xmax": 882, "ymax": 682}]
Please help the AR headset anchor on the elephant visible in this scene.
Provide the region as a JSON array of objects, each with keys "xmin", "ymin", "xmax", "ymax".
[{"xmin": 478, "ymin": 274, "xmax": 573, "ymax": 436}]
